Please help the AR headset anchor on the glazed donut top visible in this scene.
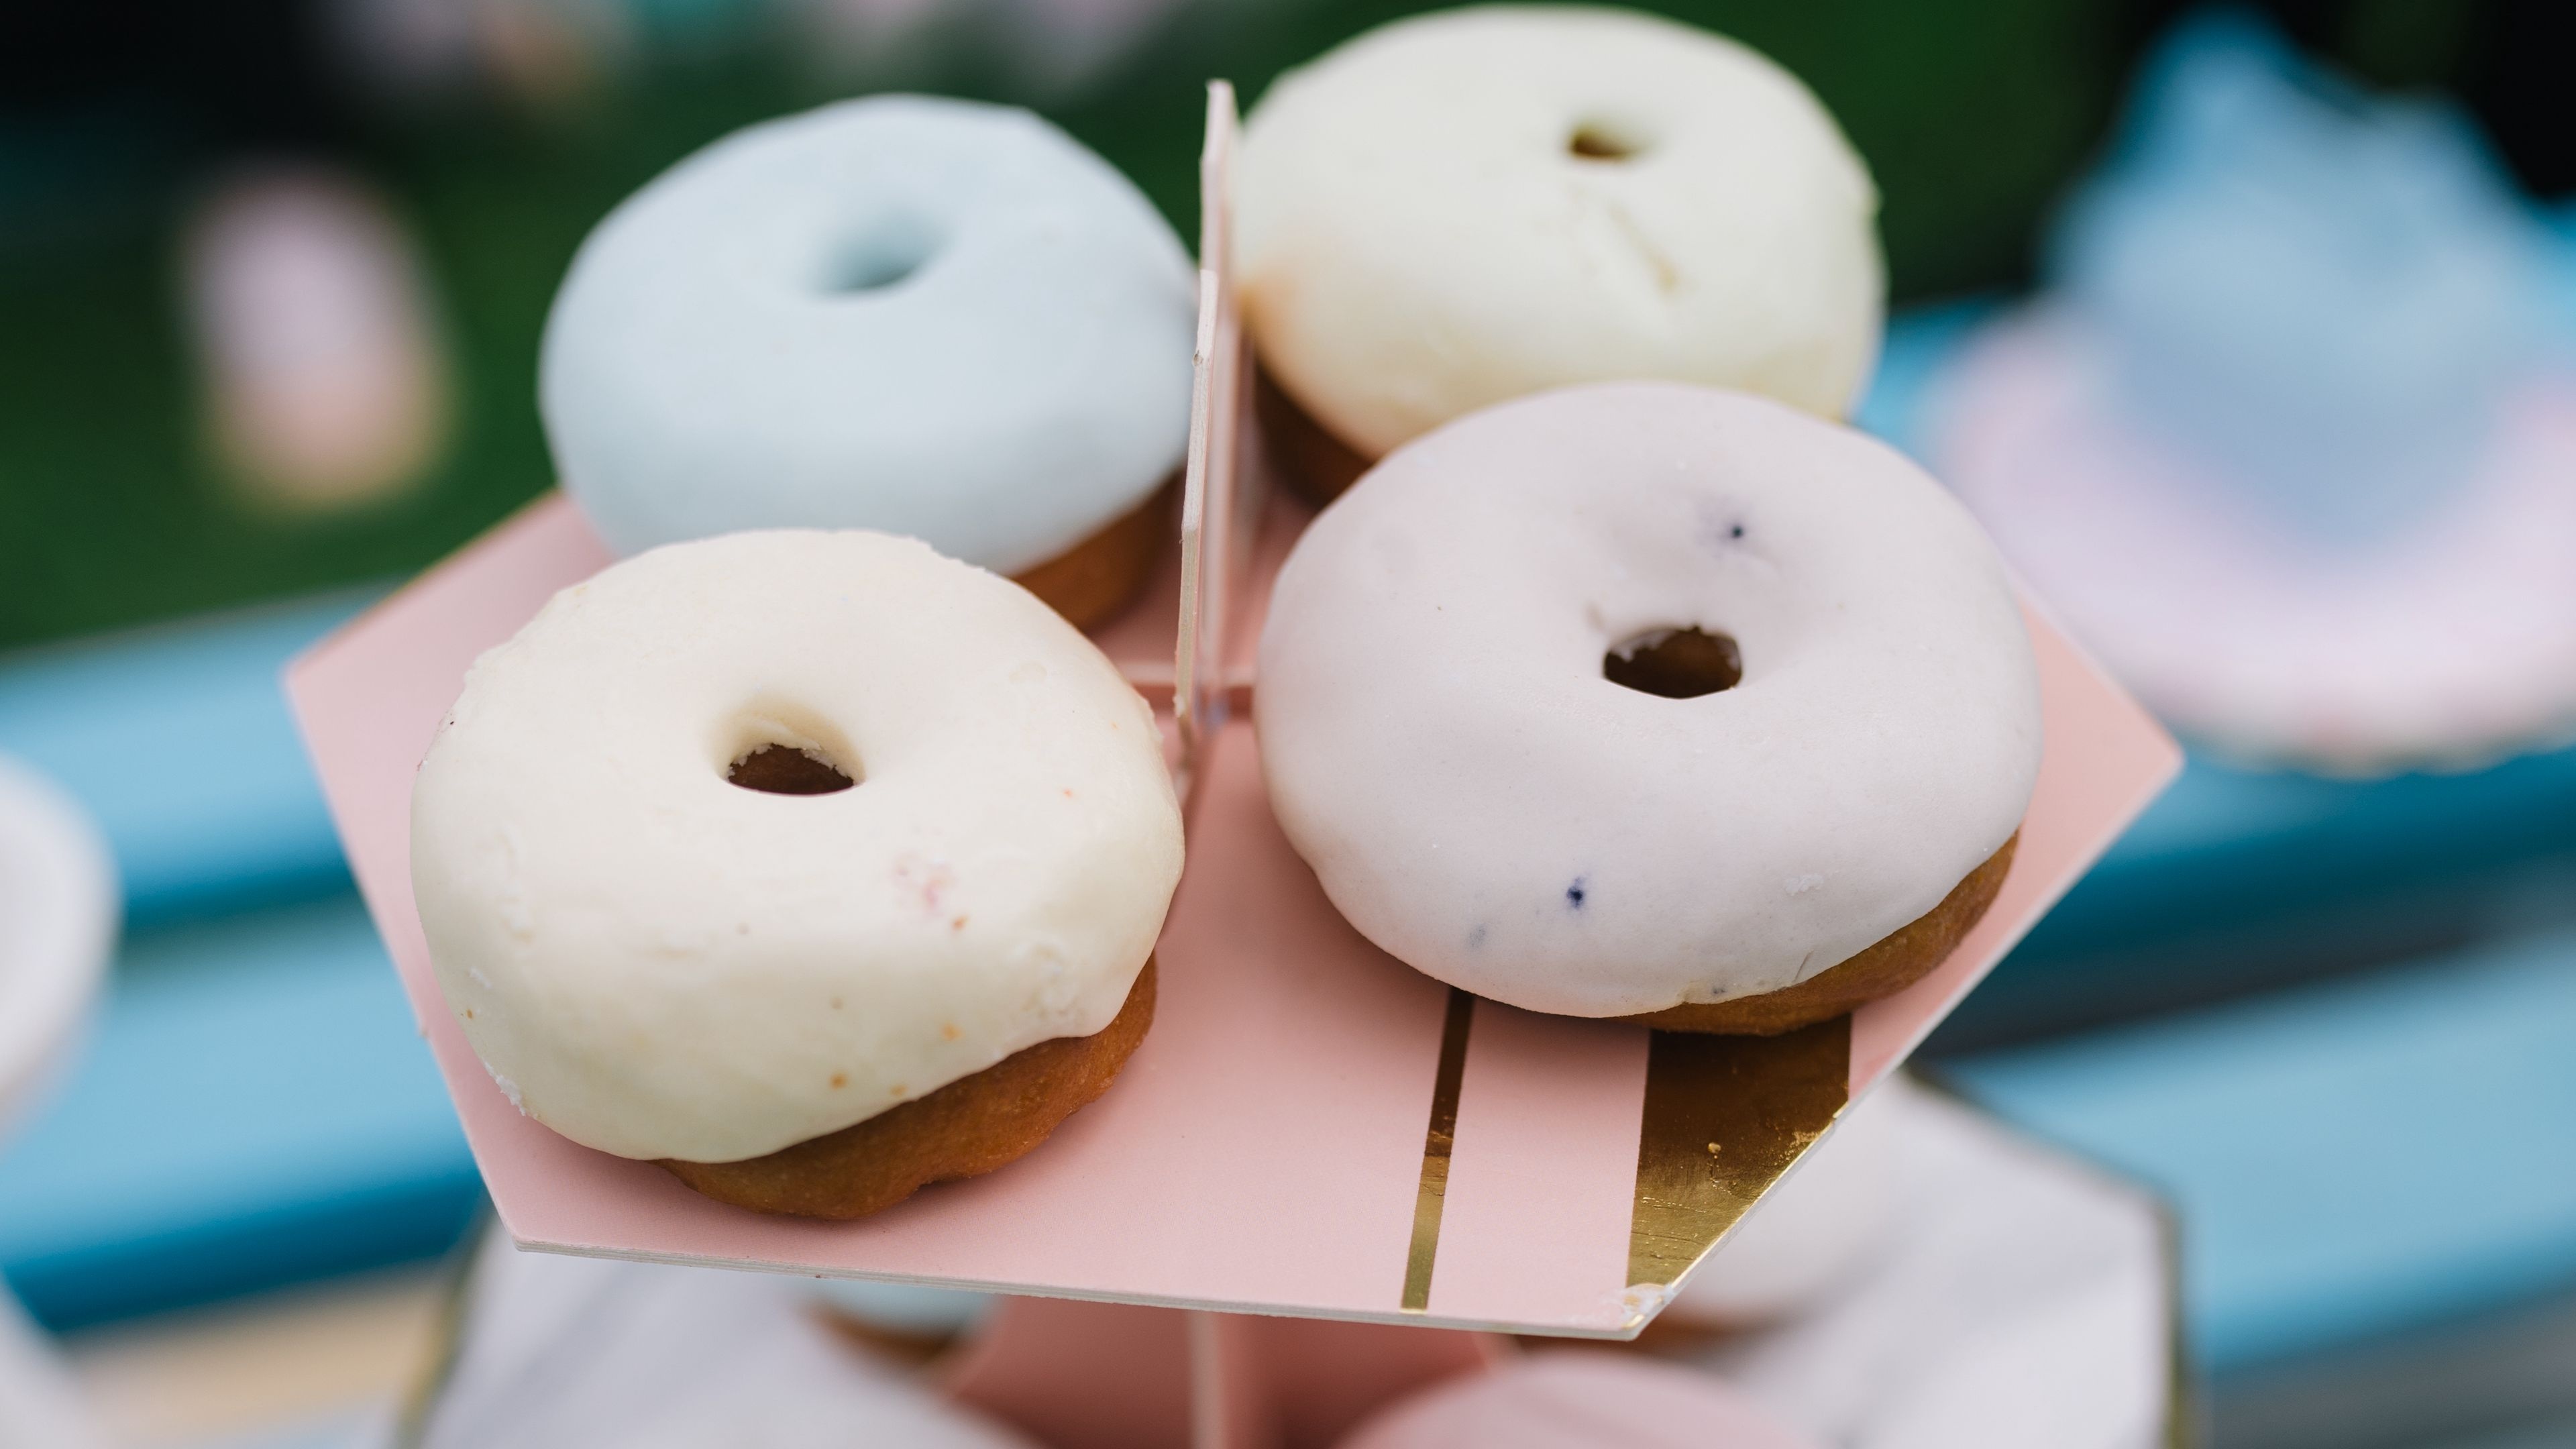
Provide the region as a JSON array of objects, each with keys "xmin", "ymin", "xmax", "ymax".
[
  {"xmin": 1335, "ymin": 1355, "xmax": 1822, "ymax": 1449},
  {"xmin": 410, "ymin": 531, "xmax": 1183, "ymax": 1163},
  {"xmin": 1235, "ymin": 6, "xmax": 1882, "ymax": 459},
  {"xmin": 542, "ymin": 96, "xmax": 1195, "ymax": 574},
  {"xmin": 1257, "ymin": 384, "xmax": 2041, "ymax": 1019}
]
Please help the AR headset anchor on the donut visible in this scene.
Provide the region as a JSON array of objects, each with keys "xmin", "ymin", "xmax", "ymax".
[
  {"xmin": 1235, "ymin": 7, "xmax": 1882, "ymax": 500},
  {"xmin": 1256, "ymin": 384, "xmax": 2039, "ymax": 1032},
  {"xmin": 541, "ymin": 96, "xmax": 1195, "ymax": 627},
  {"xmin": 1335, "ymin": 1354, "xmax": 1821, "ymax": 1449},
  {"xmin": 409, "ymin": 531, "xmax": 1183, "ymax": 1216}
]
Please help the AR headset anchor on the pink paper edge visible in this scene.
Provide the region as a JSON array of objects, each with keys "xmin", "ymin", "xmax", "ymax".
[{"xmin": 1847, "ymin": 590, "xmax": 2184, "ymax": 1092}]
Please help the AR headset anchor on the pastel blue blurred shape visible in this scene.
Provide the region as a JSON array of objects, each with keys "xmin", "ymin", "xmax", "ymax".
[
  {"xmin": 2051, "ymin": 9, "xmax": 2559, "ymax": 539},
  {"xmin": 1866, "ymin": 304, "xmax": 2576, "ymax": 1017},
  {"xmin": 1949, "ymin": 928, "xmax": 2576, "ymax": 1371},
  {"xmin": 0, "ymin": 895, "xmax": 477, "ymax": 1328},
  {"xmin": 0, "ymin": 594, "xmax": 370, "ymax": 924}
]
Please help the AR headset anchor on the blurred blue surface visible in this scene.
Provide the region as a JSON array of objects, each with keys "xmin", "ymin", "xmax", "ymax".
[
  {"xmin": 1949, "ymin": 927, "xmax": 2576, "ymax": 1373},
  {"xmin": 0, "ymin": 584, "xmax": 474, "ymax": 1329},
  {"xmin": 0, "ymin": 895, "xmax": 476, "ymax": 1329},
  {"xmin": 0, "ymin": 594, "xmax": 367, "ymax": 925}
]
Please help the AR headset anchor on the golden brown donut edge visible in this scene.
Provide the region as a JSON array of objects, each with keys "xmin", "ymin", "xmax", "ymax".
[
  {"xmin": 659, "ymin": 957, "xmax": 1157, "ymax": 1219},
  {"xmin": 1620, "ymin": 833, "xmax": 2019, "ymax": 1036}
]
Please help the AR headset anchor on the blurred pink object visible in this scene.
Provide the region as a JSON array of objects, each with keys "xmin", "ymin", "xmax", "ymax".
[
  {"xmin": 186, "ymin": 167, "xmax": 451, "ymax": 512},
  {"xmin": 1936, "ymin": 310, "xmax": 2576, "ymax": 771},
  {"xmin": 1337, "ymin": 1354, "xmax": 1820, "ymax": 1449},
  {"xmin": 944, "ymin": 1299, "xmax": 1501, "ymax": 1449}
]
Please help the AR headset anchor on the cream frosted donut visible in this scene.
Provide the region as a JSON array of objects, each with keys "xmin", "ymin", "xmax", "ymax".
[
  {"xmin": 1257, "ymin": 384, "xmax": 2040, "ymax": 1022},
  {"xmin": 1236, "ymin": 6, "xmax": 1882, "ymax": 462},
  {"xmin": 411, "ymin": 531, "xmax": 1182, "ymax": 1165},
  {"xmin": 1336, "ymin": 1355, "xmax": 1821, "ymax": 1449},
  {"xmin": 542, "ymin": 95, "xmax": 1194, "ymax": 577}
]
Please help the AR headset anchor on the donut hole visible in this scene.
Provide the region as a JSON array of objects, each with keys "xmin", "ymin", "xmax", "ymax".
[
  {"xmin": 816, "ymin": 213, "xmax": 943, "ymax": 296},
  {"xmin": 722, "ymin": 700, "xmax": 863, "ymax": 794},
  {"xmin": 1567, "ymin": 119, "xmax": 1650, "ymax": 162},
  {"xmin": 729, "ymin": 744, "xmax": 857, "ymax": 796},
  {"xmin": 1605, "ymin": 627, "xmax": 1743, "ymax": 699}
]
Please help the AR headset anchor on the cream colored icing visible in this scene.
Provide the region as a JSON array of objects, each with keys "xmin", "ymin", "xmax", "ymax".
[
  {"xmin": 1234, "ymin": 6, "xmax": 1882, "ymax": 460},
  {"xmin": 410, "ymin": 531, "xmax": 1183, "ymax": 1163},
  {"xmin": 1256, "ymin": 384, "xmax": 2041, "ymax": 1019}
]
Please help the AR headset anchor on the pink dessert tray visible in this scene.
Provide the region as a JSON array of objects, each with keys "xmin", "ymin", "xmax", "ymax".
[{"xmin": 284, "ymin": 86, "xmax": 2180, "ymax": 1339}]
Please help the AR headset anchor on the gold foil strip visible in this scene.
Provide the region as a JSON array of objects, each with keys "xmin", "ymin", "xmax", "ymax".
[
  {"xmin": 1626, "ymin": 1017, "xmax": 1851, "ymax": 1291},
  {"xmin": 1400, "ymin": 989, "xmax": 1477, "ymax": 1312}
]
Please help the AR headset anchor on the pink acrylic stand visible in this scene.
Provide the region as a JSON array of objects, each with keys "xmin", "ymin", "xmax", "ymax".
[
  {"xmin": 285, "ymin": 85, "xmax": 2179, "ymax": 1342},
  {"xmin": 941, "ymin": 1294, "xmax": 1503, "ymax": 1449}
]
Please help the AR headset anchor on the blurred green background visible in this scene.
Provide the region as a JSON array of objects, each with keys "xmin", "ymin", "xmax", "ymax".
[{"xmin": 2, "ymin": 0, "xmax": 2567, "ymax": 651}]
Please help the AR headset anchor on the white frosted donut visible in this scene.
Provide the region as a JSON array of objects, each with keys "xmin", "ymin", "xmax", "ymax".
[
  {"xmin": 1257, "ymin": 384, "xmax": 2040, "ymax": 1019},
  {"xmin": 542, "ymin": 96, "xmax": 1195, "ymax": 574},
  {"xmin": 1235, "ymin": 6, "xmax": 1882, "ymax": 460},
  {"xmin": 410, "ymin": 531, "xmax": 1183, "ymax": 1163}
]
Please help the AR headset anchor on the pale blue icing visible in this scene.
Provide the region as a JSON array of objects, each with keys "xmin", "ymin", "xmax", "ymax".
[
  {"xmin": 2048, "ymin": 12, "xmax": 2561, "ymax": 541},
  {"xmin": 541, "ymin": 95, "xmax": 1195, "ymax": 572}
]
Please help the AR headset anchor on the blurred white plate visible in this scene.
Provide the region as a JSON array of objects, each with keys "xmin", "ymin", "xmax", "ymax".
[
  {"xmin": 0, "ymin": 751, "xmax": 117, "ymax": 1448},
  {"xmin": 0, "ymin": 750, "xmax": 117, "ymax": 1134}
]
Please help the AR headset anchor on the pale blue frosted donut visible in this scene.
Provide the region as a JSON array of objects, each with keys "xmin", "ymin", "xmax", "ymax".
[{"xmin": 541, "ymin": 95, "xmax": 1195, "ymax": 572}]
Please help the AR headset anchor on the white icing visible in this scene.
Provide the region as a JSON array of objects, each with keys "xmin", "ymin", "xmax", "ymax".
[
  {"xmin": 1256, "ymin": 384, "xmax": 2040, "ymax": 1018},
  {"xmin": 542, "ymin": 96, "xmax": 1195, "ymax": 574},
  {"xmin": 411, "ymin": 531, "xmax": 1183, "ymax": 1163},
  {"xmin": 1234, "ymin": 6, "xmax": 1882, "ymax": 459}
]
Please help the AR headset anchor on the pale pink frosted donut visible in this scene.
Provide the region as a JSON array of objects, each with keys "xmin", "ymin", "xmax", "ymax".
[
  {"xmin": 1258, "ymin": 382, "xmax": 2040, "ymax": 1019},
  {"xmin": 1336, "ymin": 1355, "xmax": 1820, "ymax": 1449}
]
